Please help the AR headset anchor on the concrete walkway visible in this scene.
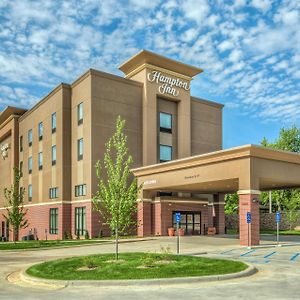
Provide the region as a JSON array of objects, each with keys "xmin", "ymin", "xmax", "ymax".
[{"xmin": 1, "ymin": 235, "xmax": 300, "ymax": 300}]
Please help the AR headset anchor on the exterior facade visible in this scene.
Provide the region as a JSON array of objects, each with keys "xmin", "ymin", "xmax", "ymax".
[{"xmin": 0, "ymin": 50, "xmax": 223, "ymax": 241}]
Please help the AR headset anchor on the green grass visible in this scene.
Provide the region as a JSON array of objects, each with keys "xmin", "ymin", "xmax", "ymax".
[
  {"xmin": 226, "ymin": 229, "xmax": 300, "ymax": 235},
  {"xmin": 26, "ymin": 252, "xmax": 247, "ymax": 280},
  {"xmin": 0, "ymin": 239, "xmax": 109, "ymax": 250}
]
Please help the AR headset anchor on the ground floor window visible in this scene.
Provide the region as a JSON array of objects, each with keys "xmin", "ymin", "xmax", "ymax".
[
  {"xmin": 75, "ymin": 207, "xmax": 86, "ymax": 235},
  {"xmin": 49, "ymin": 208, "xmax": 58, "ymax": 234},
  {"xmin": 172, "ymin": 211, "xmax": 201, "ymax": 235}
]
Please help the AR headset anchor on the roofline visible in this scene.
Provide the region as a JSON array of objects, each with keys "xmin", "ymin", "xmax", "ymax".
[
  {"xmin": 19, "ymin": 83, "xmax": 71, "ymax": 122},
  {"xmin": 119, "ymin": 49, "xmax": 203, "ymax": 78},
  {"xmin": 191, "ymin": 96, "xmax": 224, "ymax": 108},
  {"xmin": 131, "ymin": 144, "xmax": 300, "ymax": 176}
]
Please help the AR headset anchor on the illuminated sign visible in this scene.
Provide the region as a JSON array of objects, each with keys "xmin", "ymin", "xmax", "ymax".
[{"xmin": 147, "ymin": 70, "xmax": 190, "ymax": 97}]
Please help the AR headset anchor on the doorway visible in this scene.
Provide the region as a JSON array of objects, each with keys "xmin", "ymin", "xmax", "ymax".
[{"xmin": 172, "ymin": 211, "xmax": 201, "ymax": 235}]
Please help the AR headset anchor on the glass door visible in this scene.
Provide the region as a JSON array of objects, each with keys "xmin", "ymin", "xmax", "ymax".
[{"xmin": 172, "ymin": 212, "xmax": 201, "ymax": 235}]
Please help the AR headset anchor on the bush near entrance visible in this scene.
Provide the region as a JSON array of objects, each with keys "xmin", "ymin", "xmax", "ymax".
[{"xmin": 26, "ymin": 252, "xmax": 247, "ymax": 280}]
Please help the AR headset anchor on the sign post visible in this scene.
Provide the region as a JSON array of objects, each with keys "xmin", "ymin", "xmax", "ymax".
[
  {"xmin": 247, "ymin": 212, "xmax": 251, "ymax": 249},
  {"xmin": 276, "ymin": 211, "xmax": 281, "ymax": 247},
  {"xmin": 175, "ymin": 212, "xmax": 181, "ymax": 254}
]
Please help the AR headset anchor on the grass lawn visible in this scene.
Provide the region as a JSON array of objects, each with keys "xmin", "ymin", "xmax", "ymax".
[
  {"xmin": 0, "ymin": 239, "xmax": 109, "ymax": 250},
  {"xmin": 26, "ymin": 252, "xmax": 247, "ymax": 280}
]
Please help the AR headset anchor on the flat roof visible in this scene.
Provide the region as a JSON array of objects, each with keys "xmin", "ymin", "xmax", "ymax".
[{"xmin": 119, "ymin": 49, "xmax": 203, "ymax": 78}]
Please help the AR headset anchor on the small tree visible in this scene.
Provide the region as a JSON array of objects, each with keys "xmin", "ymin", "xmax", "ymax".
[
  {"xmin": 92, "ymin": 116, "xmax": 141, "ymax": 260},
  {"xmin": 3, "ymin": 168, "xmax": 28, "ymax": 242}
]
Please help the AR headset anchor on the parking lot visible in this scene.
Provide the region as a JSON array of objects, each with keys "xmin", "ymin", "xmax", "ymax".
[{"xmin": 1, "ymin": 235, "xmax": 300, "ymax": 300}]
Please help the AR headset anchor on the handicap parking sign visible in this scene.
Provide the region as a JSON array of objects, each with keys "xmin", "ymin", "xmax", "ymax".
[
  {"xmin": 276, "ymin": 211, "xmax": 281, "ymax": 223},
  {"xmin": 175, "ymin": 212, "xmax": 181, "ymax": 224},
  {"xmin": 247, "ymin": 212, "xmax": 251, "ymax": 224}
]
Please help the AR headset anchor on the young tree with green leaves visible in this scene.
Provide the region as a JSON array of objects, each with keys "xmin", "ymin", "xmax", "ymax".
[
  {"xmin": 3, "ymin": 168, "xmax": 28, "ymax": 242},
  {"xmin": 92, "ymin": 116, "xmax": 141, "ymax": 260}
]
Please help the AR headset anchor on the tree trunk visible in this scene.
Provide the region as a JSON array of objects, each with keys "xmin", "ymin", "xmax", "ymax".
[{"xmin": 115, "ymin": 227, "xmax": 119, "ymax": 260}]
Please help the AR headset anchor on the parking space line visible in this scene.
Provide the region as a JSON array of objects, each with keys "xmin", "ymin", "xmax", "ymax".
[
  {"xmin": 220, "ymin": 249, "xmax": 236, "ymax": 255},
  {"xmin": 240, "ymin": 249, "xmax": 256, "ymax": 257},
  {"xmin": 290, "ymin": 253, "xmax": 300, "ymax": 261},
  {"xmin": 264, "ymin": 251, "xmax": 276, "ymax": 259}
]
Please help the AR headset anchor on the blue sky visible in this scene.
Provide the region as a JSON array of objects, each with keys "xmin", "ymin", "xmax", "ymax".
[{"xmin": 0, "ymin": 0, "xmax": 299, "ymax": 149}]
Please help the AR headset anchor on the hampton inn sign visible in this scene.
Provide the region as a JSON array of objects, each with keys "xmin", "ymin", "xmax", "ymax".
[{"xmin": 147, "ymin": 70, "xmax": 190, "ymax": 97}]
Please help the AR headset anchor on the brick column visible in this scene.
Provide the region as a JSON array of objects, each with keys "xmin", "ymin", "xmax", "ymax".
[
  {"xmin": 137, "ymin": 201, "xmax": 152, "ymax": 236},
  {"xmin": 238, "ymin": 191, "xmax": 260, "ymax": 246},
  {"xmin": 214, "ymin": 194, "xmax": 225, "ymax": 234}
]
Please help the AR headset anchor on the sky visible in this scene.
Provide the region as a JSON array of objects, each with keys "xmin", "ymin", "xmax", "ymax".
[{"xmin": 0, "ymin": 0, "xmax": 299, "ymax": 149}]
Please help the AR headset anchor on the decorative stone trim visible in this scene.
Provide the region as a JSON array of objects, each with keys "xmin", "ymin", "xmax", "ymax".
[{"xmin": 237, "ymin": 190, "xmax": 261, "ymax": 195}]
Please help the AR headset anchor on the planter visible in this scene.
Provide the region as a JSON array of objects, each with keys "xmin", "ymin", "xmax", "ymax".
[
  {"xmin": 178, "ymin": 228, "xmax": 185, "ymax": 236},
  {"xmin": 168, "ymin": 228, "xmax": 175, "ymax": 236}
]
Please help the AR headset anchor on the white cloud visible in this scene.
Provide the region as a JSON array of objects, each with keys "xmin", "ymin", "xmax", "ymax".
[
  {"xmin": 218, "ymin": 40, "xmax": 235, "ymax": 52},
  {"xmin": 180, "ymin": 0, "xmax": 210, "ymax": 24},
  {"xmin": 251, "ymin": 0, "xmax": 272, "ymax": 12}
]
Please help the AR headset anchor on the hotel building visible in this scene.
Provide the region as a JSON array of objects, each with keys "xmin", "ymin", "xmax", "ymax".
[{"xmin": 0, "ymin": 50, "xmax": 224, "ymax": 241}]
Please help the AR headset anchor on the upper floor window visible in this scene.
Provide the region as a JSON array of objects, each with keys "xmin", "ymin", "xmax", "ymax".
[
  {"xmin": 160, "ymin": 112, "xmax": 172, "ymax": 134},
  {"xmin": 28, "ymin": 156, "xmax": 32, "ymax": 174},
  {"xmin": 28, "ymin": 129, "xmax": 32, "ymax": 147},
  {"xmin": 38, "ymin": 152, "xmax": 43, "ymax": 170},
  {"xmin": 75, "ymin": 184, "xmax": 87, "ymax": 197},
  {"xmin": 28, "ymin": 184, "xmax": 32, "ymax": 201},
  {"xmin": 52, "ymin": 145, "xmax": 56, "ymax": 166},
  {"xmin": 38, "ymin": 122, "xmax": 43, "ymax": 141},
  {"xmin": 19, "ymin": 136, "xmax": 23, "ymax": 152},
  {"xmin": 51, "ymin": 112, "xmax": 56, "ymax": 133},
  {"xmin": 78, "ymin": 102, "xmax": 83, "ymax": 125},
  {"xmin": 49, "ymin": 187, "xmax": 59, "ymax": 199},
  {"xmin": 78, "ymin": 138, "xmax": 83, "ymax": 161},
  {"xmin": 160, "ymin": 144, "xmax": 172, "ymax": 163},
  {"xmin": 19, "ymin": 161, "xmax": 23, "ymax": 177}
]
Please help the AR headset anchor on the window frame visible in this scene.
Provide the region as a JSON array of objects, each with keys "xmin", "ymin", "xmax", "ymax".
[
  {"xmin": 28, "ymin": 129, "xmax": 32, "ymax": 147},
  {"xmin": 38, "ymin": 152, "xmax": 43, "ymax": 170},
  {"xmin": 75, "ymin": 184, "xmax": 87, "ymax": 197},
  {"xmin": 159, "ymin": 112, "xmax": 172, "ymax": 134},
  {"xmin": 19, "ymin": 161, "xmax": 23, "ymax": 177},
  {"xmin": 38, "ymin": 122, "xmax": 43, "ymax": 141},
  {"xmin": 77, "ymin": 138, "xmax": 83, "ymax": 161},
  {"xmin": 19, "ymin": 136, "xmax": 23, "ymax": 152},
  {"xmin": 77, "ymin": 102, "xmax": 83, "ymax": 125},
  {"xmin": 159, "ymin": 144, "xmax": 172, "ymax": 163},
  {"xmin": 49, "ymin": 208, "xmax": 58, "ymax": 234},
  {"xmin": 75, "ymin": 207, "xmax": 86, "ymax": 236},
  {"xmin": 28, "ymin": 156, "xmax": 32, "ymax": 174},
  {"xmin": 28, "ymin": 184, "xmax": 32, "ymax": 202},
  {"xmin": 51, "ymin": 112, "xmax": 56, "ymax": 134},
  {"xmin": 51, "ymin": 145, "xmax": 56, "ymax": 166},
  {"xmin": 49, "ymin": 187, "xmax": 59, "ymax": 199}
]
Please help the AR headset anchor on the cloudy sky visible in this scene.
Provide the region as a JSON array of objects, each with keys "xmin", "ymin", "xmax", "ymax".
[{"xmin": 0, "ymin": 0, "xmax": 299, "ymax": 148}]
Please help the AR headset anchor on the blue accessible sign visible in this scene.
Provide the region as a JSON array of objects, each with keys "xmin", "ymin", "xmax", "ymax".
[
  {"xmin": 246, "ymin": 212, "xmax": 251, "ymax": 224},
  {"xmin": 175, "ymin": 212, "xmax": 181, "ymax": 224},
  {"xmin": 276, "ymin": 211, "xmax": 281, "ymax": 223}
]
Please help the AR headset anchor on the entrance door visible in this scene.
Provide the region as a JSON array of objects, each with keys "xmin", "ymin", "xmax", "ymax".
[{"xmin": 172, "ymin": 211, "xmax": 201, "ymax": 235}]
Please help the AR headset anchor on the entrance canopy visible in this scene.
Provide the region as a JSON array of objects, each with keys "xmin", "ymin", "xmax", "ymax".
[{"xmin": 132, "ymin": 144, "xmax": 300, "ymax": 195}]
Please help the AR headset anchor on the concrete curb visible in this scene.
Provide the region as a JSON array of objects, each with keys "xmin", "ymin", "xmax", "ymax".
[{"xmin": 20, "ymin": 264, "xmax": 257, "ymax": 287}]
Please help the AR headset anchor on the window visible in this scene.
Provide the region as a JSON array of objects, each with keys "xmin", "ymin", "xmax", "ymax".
[
  {"xmin": 38, "ymin": 122, "xmax": 43, "ymax": 140},
  {"xmin": 49, "ymin": 187, "xmax": 59, "ymax": 199},
  {"xmin": 28, "ymin": 157, "xmax": 32, "ymax": 174},
  {"xmin": 28, "ymin": 184, "xmax": 32, "ymax": 201},
  {"xmin": 28, "ymin": 129, "xmax": 32, "ymax": 147},
  {"xmin": 75, "ymin": 184, "xmax": 87, "ymax": 197},
  {"xmin": 160, "ymin": 145, "xmax": 172, "ymax": 162},
  {"xmin": 52, "ymin": 145, "xmax": 56, "ymax": 166},
  {"xmin": 75, "ymin": 207, "xmax": 86, "ymax": 235},
  {"xmin": 77, "ymin": 138, "xmax": 83, "ymax": 160},
  {"xmin": 51, "ymin": 112, "xmax": 56, "ymax": 133},
  {"xmin": 38, "ymin": 152, "xmax": 43, "ymax": 170},
  {"xmin": 77, "ymin": 102, "xmax": 83, "ymax": 125},
  {"xmin": 49, "ymin": 208, "xmax": 58, "ymax": 234},
  {"xmin": 19, "ymin": 136, "xmax": 23, "ymax": 152},
  {"xmin": 19, "ymin": 161, "xmax": 23, "ymax": 177},
  {"xmin": 160, "ymin": 112, "xmax": 172, "ymax": 133}
]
